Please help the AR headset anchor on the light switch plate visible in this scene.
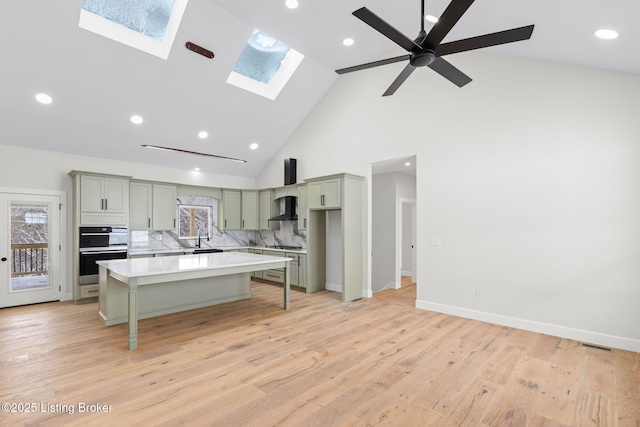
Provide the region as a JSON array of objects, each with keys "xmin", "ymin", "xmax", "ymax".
[{"xmin": 429, "ymin": 237, "xmax": 442, "ymax": 246}]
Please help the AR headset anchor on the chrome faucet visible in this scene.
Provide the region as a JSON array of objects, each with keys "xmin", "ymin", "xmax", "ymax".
[{"xmin": 196, "ymin": 229, "xmax": 201, "ymax": 248}]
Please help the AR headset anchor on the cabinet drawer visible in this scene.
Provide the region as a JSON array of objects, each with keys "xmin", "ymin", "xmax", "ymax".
[
  {"xmin": 262, "ymin": 269, "xmax": 284, "ymax": 284},
  {"xmin": 80, "ymin": 284, "xmax": 99, "ymax": 299}
]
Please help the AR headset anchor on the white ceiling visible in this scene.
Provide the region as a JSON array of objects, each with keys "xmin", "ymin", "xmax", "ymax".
[{"xmin": 1, "ymin": 0, "xmax": 638, "ymax": 178}]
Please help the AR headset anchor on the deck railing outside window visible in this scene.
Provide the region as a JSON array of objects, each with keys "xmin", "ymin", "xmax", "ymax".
[{"xmin": 11, "ymin": 243, "xmax": 48, "ymax": 277}]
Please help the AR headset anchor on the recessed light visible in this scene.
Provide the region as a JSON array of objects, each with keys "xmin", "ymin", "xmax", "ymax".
[
  {"xmin": 405, "ymin": 162, "xmax": 411, "ymax": 166},
  {"xmin": 250, "ymin": 143, "xmax": 259, "ymax": 150},
  {"xmin": 285, "ymin": 0, "xmax": 298, "ymax": 9},
  {"xmin": 131, "ymin": 115, "xmax": 143, "ymax": 124},
  {"xmin": 343, "ymin": 38, "xmax": 354, "ymax": 46},
  {"xmin": 198, "ymin": 131, "xmax": 208, "ymax": 139},
  {"xmin": 425, "ymin": 15, "xmax": 439, "ymax": 23},
  {"xmin": 35, "ymin": 93, "xmax": 52, "ymax": 104},
  {"xmin": 194, "ymin": 167, "xmax": 200, "ymax": 171},
  {"xmin": 595, "ymin": 29, "xmax": 618, "ymax": 40}
]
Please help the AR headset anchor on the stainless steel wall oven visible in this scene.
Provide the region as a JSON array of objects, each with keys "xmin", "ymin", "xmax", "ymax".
[{"xmin": 78, "ymin": 226, "xmax": 127, "ymax": 285}]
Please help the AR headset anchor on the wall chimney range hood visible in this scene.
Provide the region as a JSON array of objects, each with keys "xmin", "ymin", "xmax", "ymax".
[{"xmin": 269, "ymin": 159, "xmax": 298, "ymax": 222}]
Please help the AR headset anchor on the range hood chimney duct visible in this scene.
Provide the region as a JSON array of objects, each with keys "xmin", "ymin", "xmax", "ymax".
[
  {"xmin": 268, "ymin": 159, "xmax": 298, "ymax": 222},
  {"xmin": 285, "ymin": 158, "xmax": 297, "ymax": 185}
]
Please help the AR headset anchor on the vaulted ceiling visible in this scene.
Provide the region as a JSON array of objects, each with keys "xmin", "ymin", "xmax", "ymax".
[{"xmin": 1, "ymin": 0, "xmax": 638, "ymax": 178}]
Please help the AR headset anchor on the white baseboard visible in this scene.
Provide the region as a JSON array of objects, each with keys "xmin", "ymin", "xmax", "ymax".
[
  {"xmin": 373, "ymin": 282, "xmax": 398, "ymax": 293},
  {"xmin": 416, "ymin": 300, "xmax": 640, "ymax": 353},
  {"xmin": 326, "ymin": 283, "xmax": 372, "ymax": 299},
  {"xmin": 325, "ymin": 282, "xmax": 342, "ymax": 293}
]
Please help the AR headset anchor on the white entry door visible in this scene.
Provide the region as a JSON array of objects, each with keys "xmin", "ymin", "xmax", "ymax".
[{"xmin": 0, "ymin": 193, "xmax": 61, "ymax": 307}]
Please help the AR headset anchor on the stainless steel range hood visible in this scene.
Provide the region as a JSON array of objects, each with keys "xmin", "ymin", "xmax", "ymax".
[{"xmin": 269, "ymin": 158, "xmax": 298, "ymax": 222}]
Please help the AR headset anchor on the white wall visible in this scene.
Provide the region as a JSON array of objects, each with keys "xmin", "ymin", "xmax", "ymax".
[
  {"xmin": 372, "ymin": 173, "xmax": 397, "ymax": 292},
  {"xmin": 256, "ymin": 51, "xmax": 640, "ymax": 352},
  {"xmin": 0, "ymin": 144, "xmax": 256, "ymax": 300},
  {"xmin": 372, "ymin": 172, "xmax": 417, "ymax": 292}
]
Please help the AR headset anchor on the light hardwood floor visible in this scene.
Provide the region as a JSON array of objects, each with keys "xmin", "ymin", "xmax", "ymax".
[{"xmin": 1, "ymin": 278, "xmax": 638, "ymax": 426}]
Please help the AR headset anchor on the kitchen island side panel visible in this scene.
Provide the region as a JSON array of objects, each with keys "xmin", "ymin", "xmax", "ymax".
[{"xmin": 99, "ymin": 270, "xmax": 251, "ymax": 326}]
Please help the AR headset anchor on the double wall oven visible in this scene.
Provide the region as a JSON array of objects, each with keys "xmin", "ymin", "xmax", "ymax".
[{"xmin": 79, "ymin": 226, "xmax": 128, "ymax": 285}]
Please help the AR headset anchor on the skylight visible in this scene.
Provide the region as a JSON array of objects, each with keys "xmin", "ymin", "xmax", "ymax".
[
  {"xmin": 227, "ymin": 29, "xmax": 304, "ymax": 100},
  {"xmin": 79, "ymin": 0, "xmax": 189, "ymax": 60}
]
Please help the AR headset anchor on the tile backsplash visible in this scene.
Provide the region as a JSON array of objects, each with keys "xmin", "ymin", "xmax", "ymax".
[{"xmin": 129, "ymin": 195, "xmax": 306, "ymax": 251}]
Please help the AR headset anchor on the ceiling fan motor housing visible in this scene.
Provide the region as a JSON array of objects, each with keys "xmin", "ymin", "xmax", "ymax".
[{"xmin": 411, "ymin": 50, "xmax": 436, "ymax": 67}]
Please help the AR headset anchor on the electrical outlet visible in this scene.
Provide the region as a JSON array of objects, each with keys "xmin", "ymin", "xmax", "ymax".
[{"xmin": 475, "ymin": 287, "xmax": 484, "ymax": 297}]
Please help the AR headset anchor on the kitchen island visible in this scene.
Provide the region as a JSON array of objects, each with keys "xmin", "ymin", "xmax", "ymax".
[{"xmin": 96, "ymin": 252, "xmax": 292, "ymax": 350}]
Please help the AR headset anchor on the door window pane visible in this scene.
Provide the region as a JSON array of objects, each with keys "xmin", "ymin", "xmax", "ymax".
[{"xmin": 10, "ymin": 204, "xmax": 49, "ymax": 291}]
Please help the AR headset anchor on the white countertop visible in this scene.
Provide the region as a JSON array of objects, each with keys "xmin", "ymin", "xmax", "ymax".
[
  {"xmin": 128, "ymin": 246, "xmax": 306, "ymax": 256},
  {"xmin": 97, "ymin": 252, "xmax": 292, "ymax": 278}
]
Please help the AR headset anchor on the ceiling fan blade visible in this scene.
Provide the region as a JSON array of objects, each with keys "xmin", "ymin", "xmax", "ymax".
[
  {"xmin": 336, "ymin": 55, "xmax": 410, "ymax": 74},
  {"xmin": 427, "ymin": 57, "xmax": 472, "ymax": 87},
  {"xmin": 423, "ymin": 0, "xmax": 475, "ymax": 49},
  {"xmin": 383, "ymin": 64, "xmax": 416, "ymax": 97},
  {"xmin": 353, "ymin": 7, "xmax": 422, "ymax": 52},
  {"xmin": 436, "ymin": 25, "xmax": 534, "ymax": 56}
]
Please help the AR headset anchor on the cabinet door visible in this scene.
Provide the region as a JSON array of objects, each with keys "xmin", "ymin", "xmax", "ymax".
[
  {"xmin": 241, "ymin": 191, "xmax": 258, "ymax": 230},
  {"xmin": 80, "ymin": 175, "xmax": 104, "ymax": 212},
  {"xmin": 259, "ymin": 190, "xmax": 275, "ymax": 230},
  {"xmin": 297, "ymin": 186, "xmax": 307, "ymax": 230},
  {"xmin": 322, "ymin": 178, "xmax": 341, "ymax": 208},
  {"xmin": 298, "ymin": 254, "xmax": 306, "ymax": 289},
  {"xmin": 287, "ymin": 253, "xmax": 299, "ymax": 286},
  {"xmin": 103, "ymin": 178, "xmax": 127, "ymax": 212},
  {"xmin": 307, "ymin": 181, "xmax": 324, "ymax": 209},
  {"xmin": 222, "ymin": 190, "xmax": 241, "ymax": 229},
  {"xmin": 129, "ymin": 182, "xmax": 152, "ymax": 230},
  {"xmin": 153, "ymin": 184, "xmax": 177, "ymax": 230}
]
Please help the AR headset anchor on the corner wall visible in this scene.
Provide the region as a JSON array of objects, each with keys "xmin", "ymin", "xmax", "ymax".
[{"xmin": 256, "ymin": 51, "xmax": 640, "ymax": 352}]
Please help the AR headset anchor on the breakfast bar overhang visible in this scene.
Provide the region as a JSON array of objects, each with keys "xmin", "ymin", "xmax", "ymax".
[{"xmin": 96, "ymin": 252, "xmax": 292, "ymax": 350}]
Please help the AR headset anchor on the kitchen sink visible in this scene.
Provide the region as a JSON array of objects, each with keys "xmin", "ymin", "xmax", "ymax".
[{"xmin": 193, "ymin": 248, "xmax": 223, "ymax": 254}]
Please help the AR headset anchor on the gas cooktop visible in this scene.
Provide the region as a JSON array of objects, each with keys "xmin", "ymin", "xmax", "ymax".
[{"xmin": 267, "ymin": 245, "xmax": 302, "ymax": 251}]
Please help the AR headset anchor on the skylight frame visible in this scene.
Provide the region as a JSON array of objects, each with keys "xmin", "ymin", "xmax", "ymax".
[
  {"xmin": 227, "ymin": 29, "xmax": 304, "ymax": 101},
  {"xmin": 78, "ymin": 0, "xmax": 189, "ymax": 60}
]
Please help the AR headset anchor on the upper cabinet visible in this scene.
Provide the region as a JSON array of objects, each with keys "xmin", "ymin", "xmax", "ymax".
[
  {"xmin": 241, "ymin": 190, "xmax": 258, "ymax": 230},
  {"xmin": 221, "ymin": 189, "xmax": 272, "ymax": 231},
  {"xmin": 221, "ymin": 189, "xmax": 241, "ymax": 230},
  {"xmin": 152, "ymin": 184, "xmax": 177, "ymax": 230},
  {"xmin": 307, "ymin": 177, "xmax": 341, "ymax": 209},
  {"xmin": 259, "ymin": 190, "xmax": 278, "ymax": 230},
  {"xmin": 70, "ymin": 172, "xmax": 130, "ymax": 226},
  {"xmin": 129, "ymin": 182, "xmax": 177, "ymax": 231},
  {"xmin": 297, "ymin": 185, "xmax": 308, "ymax": 230},
  {"xmin": 129, "ymin": 182, "xmax": 152, "ymax": 230}
]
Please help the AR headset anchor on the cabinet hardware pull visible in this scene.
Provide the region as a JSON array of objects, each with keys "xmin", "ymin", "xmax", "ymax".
[
  {"xmin": 105, "ymin": 199, "xmax": 108, "ymax": 210},
  {"xmin": 304, "ymin": 218, "xmax": 306, "ymax": 228},
  {"xmin": 148, "ymin": 218, "xmax": 151, "ymax": 227},
  {"xmin": 243, "ymin": 219, "xmax": 245, "ymax": 228},
  {"xmin": 88, "ymin": 289, "xmax": 98, "ymax": 294},
  {"xmin": 224, "ymin": 219, "xmax": 227, "ymax": 227}
]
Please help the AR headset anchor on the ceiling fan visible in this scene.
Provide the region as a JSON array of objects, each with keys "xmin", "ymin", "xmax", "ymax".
[{"xmin": 335, "ymin": 0, "xmax": 534, "ymax": 96}]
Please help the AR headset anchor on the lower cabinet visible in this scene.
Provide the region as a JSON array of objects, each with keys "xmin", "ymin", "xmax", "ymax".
[
  {"xmin": 254, "ymin": 250, "xmax": 306, "ymax": 289},
  {"xmin": 79, "ymin": 284, "xmax": 99, "ymax": 299}
]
